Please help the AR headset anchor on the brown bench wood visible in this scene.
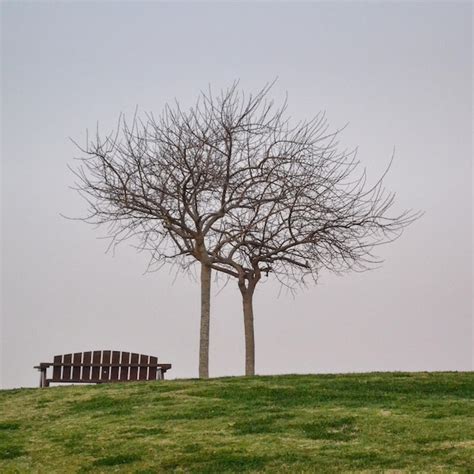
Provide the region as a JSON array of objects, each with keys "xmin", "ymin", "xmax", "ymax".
[{"xmin": 34, "ymin": 350, "xmax": 171, "ymax": 387}]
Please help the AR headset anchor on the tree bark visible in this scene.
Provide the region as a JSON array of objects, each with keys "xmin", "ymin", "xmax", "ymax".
[
  {"xmin": 199, "ymin": 263, "xmax": 211, "ymax": 378},
  {"xmin": 240, "ymin": 285, "xmax": 256, "ymax": 376}
]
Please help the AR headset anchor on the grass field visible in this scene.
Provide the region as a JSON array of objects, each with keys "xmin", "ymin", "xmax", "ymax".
[{"xmin": 0, "ymin": 372, "xmax": 473, "ymax": 472}]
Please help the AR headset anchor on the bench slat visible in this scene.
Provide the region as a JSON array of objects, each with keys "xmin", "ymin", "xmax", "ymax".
[
  {"xmin": 130, "ymin": 353, "xmax": 139, "ymax": 380},
  {"xmin": 72, "ymin": 353, "xmax": 82, "ymax": 380},
  {"xmin": 63, "ymin": 354, "xmax": 72, "ymax": 380},
  {"xmin": 120, "ymin": 352, "xmax": 130, "ymax": 381},
  {"xmin": 83, "ymin": 351, "xmax": 92, "ymax": 381},
  {"xmin": 52, "ymin": 355, "xmax": 62, "ymax": 380},
  {"xmin": 139, "ymin": 354, "xmax": 148, "ymax": 380},
  {"xmin": 102, "ymin": 350, "xmax": 111, "ymax": 381},
  {"xmin": 111, "ymin": 351, "xmax": 120, "ymax": 381},
  {"xmin": 149, "ymin": 356, "xmax": 158, "ymax": 380},
  {"xmin": 91, "ymin": 351, "xmax": 101, "ymax": 380}
]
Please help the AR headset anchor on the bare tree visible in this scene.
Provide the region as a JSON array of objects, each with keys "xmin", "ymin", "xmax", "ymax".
[
  {"xmin": 71, "ymin": 82, "xmax": 419, "ymax": 378},
  {"xmin": 202, "ymin": 118, "xmax": 420, "ymax": 375},
  {"xmin": 196, "ymin": 89, "xmax": 419, "ymax": 376},
  {"xmin": 70, "ymin": 91, "xmax": 250, "ymax": 378}
]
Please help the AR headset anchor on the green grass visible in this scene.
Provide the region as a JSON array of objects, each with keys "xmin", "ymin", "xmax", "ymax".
[{"xmin": 0, "ymin": 372, "xmax": 473, "ymax": 472}]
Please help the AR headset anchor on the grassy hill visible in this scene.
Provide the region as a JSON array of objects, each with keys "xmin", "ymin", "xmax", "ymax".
[{"xmin": 1, "ymin": 372, "xmax": 473, "ymax": 472}]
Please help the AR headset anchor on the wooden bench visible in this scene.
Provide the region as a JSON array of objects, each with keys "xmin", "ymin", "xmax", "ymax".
[{"xmin": 34, "ymin": 350, "xmax": 171, "ymax": 387}]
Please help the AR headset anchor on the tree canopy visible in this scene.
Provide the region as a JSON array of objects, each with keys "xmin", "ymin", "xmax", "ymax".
[{"xmin": 71, "ymin": 82, "xmax": 419, "ymax": 376}]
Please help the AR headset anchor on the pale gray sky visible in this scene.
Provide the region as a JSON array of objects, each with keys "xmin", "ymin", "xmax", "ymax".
[{"xmin": 1, "ymin": 1, "xmax": 472, "ymax": 388}]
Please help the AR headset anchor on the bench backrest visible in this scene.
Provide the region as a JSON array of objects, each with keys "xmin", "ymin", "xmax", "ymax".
[{"xmin": 51, "ymin": 350, "xmax": 161, "ymax": 383}]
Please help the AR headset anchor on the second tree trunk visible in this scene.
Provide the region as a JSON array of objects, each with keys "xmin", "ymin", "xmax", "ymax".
[
  {"xmin": 199, "ymin": 263, "xmax": 211, "ymax": 378},
  {"xmin": 241, "ymin": 287, "xmax": 256, "ymax": 376}
]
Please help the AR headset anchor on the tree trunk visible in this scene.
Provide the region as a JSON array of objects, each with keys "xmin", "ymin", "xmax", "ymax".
[
  {"xmin": 240, "ymin": 286, "xmax": 256, "ymax": 376},
  {"xmin": 199, "ymin": 263, "xmax": 211, "ymax": 378}
]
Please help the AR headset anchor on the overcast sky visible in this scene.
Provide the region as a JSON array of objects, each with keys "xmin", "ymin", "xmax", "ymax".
[{"xmin": 1, "ymin": 1, "xmax": 472, "ymax": 389}]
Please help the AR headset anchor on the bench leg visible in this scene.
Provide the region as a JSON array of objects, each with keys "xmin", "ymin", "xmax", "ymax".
[{"xmin": 39, "ymin": 368, "xmax": 48, "ymax": 388}]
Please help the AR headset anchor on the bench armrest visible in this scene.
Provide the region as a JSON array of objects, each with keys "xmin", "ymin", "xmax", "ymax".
[{"xmin": 34, "ymin": 363, "xmax": 53, "ymax": 370}]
